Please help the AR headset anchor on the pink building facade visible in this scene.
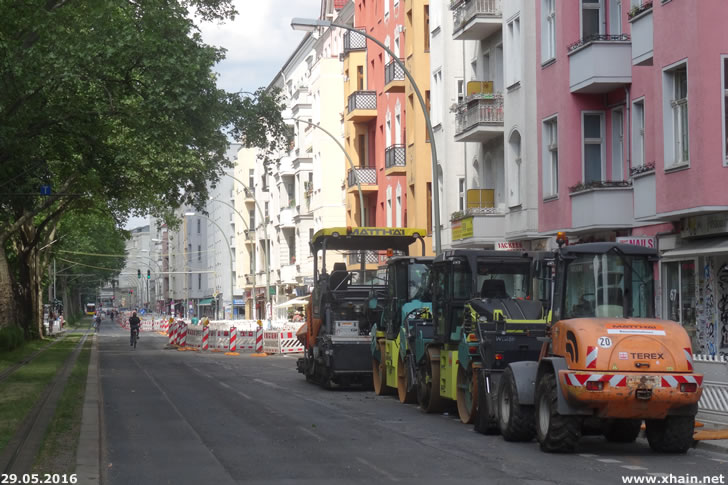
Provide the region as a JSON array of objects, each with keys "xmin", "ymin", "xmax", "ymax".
[{"xmin": 536, "ymin": 0, "xmax": 728, "ymax": 355}]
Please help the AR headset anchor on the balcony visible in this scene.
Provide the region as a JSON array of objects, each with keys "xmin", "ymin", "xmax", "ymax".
[
  {"xmin": 569, "ymin": 182, "xmax": 634, "ymax": 230},
  {"xmin": 291, "ymin": 85, "xmax": 311, "ymax": 116},
  {"xmin": 347, "ymin": 167, "xmax": 378, "ymax": 193},
  {"xmin": 451, "ymin": 0, "xmax": 502, "ymax": 41},
  {"xmin": 244, "ymin": 274, "xmax": 254, "ymax": 286},
  {"xmin": 629, "ymin": 2, "xmax": 653, "ymax": 66},
  {"xmin": 244, "ymin": 187, "xmax": 255, "ymax": 205},
  {"xmin": 243, "ymin": 230, "xmax": 255, "ymax": 244},
  {"xmin": 632, "ymin": 165, "xmax": 656, "ymax": 220},
  {"xmin": 568, "ymin": 34, "xmax": 632, "ymax": 94},
  {"xmin": 280, "ymin": 263, "xmax": 297, "ymax": 285},
  {"xmin": 343, "ymin": 29, "xmax": 367, "ymax": 57},
  {"xmin": 450, "ymin": 190, "xmax": 506, "ymax": 246},
  {"xmin": 385, "ymin": 144, "xmax": 406, "ymax": 175},
  {"xmin": 383, "ymin": 60, "xmax": 405, "ymax": 93},
  {"xmin": 346, "ymin": 90, "xmax": 377, "ymax": 122},
  {"xmin": 279, "ymin": 206, "xmax": 296, "ymax": 229},
  {"xmin": 454, "ymin": 94, "xmax": 504, "ymax": 143}
]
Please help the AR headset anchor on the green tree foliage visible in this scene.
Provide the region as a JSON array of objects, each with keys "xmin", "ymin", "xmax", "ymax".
[{"xmin": 0, "ymin": 0, "xmax": 289, "ymax": 333}]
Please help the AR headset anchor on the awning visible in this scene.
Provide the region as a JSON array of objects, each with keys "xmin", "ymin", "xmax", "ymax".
[
  {"xmin": 661, "ymin": 238, "xmax": 728, "ymax": 260},
  {"xmin": 198, "ymin": 298, "xmax": 214, "ymax": 306},
  {"xmin": 275, "ymin": 296, "xmax": 310, "ymax": 308}
]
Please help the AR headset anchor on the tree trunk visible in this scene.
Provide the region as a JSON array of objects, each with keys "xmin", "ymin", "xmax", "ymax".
[{"xmin": 0, "ymin": 244, "xmax": 17, "ymax": 329}]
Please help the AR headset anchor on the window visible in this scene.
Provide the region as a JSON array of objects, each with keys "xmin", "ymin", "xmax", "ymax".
[
  {"xmin": 394, "ymin": 33, "xmax": 400, "ymax": 58},
  {"xmin": 723, "ymin": 57, "xmax": 728, "ymax": 165},
  {"xmin": 508, "ymin": 131, "xmax": 522, "ymax": 207},
  {"xmin": 386, "ymin": 186, "xmax": 393, "ymax": 227},
  {"xmin": 581, "ymin": 0, "xmax": 604, "ymax": 39},
  {"xmin": 663, "ymin": 62, "xmax": 689, "ymax": 167},
  {"xmin": 384, "ymin": 36, "xmax": 390, "ymax": 64},
  {"xmin": 396, "ymin": 184, "xmax": 402, "ymax": 226},
  {"xmin": 611, "ymin": 108, "xmax": 624, "ymax": 181},
  {"xmin": 663, "ymin": 261, "xmax": 696, "ymax": 334},
  {"xmin": 541, "ymin": 0, "xmax": 556, "ymax": 62},
  {"xmin": 456, "ymin": 79, "xmax": 465, "ymax": 104},
  {"xmin": 384, "ymin": 0, "xmax": 389, "ymax": 18},
  {"xmin": 506, "ymin": 16, "xmax": 521, "ymax": 87},
  {"xmin": 432, "ymin": 70, "xmax": 442, "ymax": 127},
  {"xmin": 385, "ymin": 110, "xmax": 392, "ymax": 148},
  {"xmin": 494, "ymin": 44, "xmax": 504, "ymax": 92},
  {"xmin": 358, "ymin": 134, "xmax": 368, "ymax": 166},
  {"xmin": 458, "ymin": 178, "xmax": 465, "ymax": 211},
  {"xmin": 395, "ymin": 101, "xmax": 402, "ymax": 144},
  {"xmin": 248, "ymin": 169, "xmax": 255, "ymax": 193},
  {"xmin": 198, "ymin": 273, "xmax": 201, "ymax": 290},
  {"xmin": 543, "ymin": 117, "xmax": 559, "ymax": 196},
  {"xmin": 632, "ymin": 98, "xmax": 645, "ymax": 168},
  {"xmin": 583, "ymin": 112, "xmax": 605, "ymax": 183},
  {"xmin": 609, "ymin": 0, "xmax": 622, "ymax": 35},
  {"xmin": 357, "ymin": 66, "xmax": 364, "ymax": 90},
  {"xmin": 426, "ymin": 182, "xmax": 432, "ymax": 235},
  {"xmin": 196, "ymin": 219, "xmax": 201, "ymax": 234},
  {"xmin": 425, "ymin": 90, "xmax": 431, "ymax": 141},
  {"xmin": 249, "ymin": 209, "xmax": 255, "ymax": 230},
  {"xmin": 198, "ymin": 245, "xmax": 201, "ymax": 261},
  {"xmin": 423, "ymin": 5, "xmax": 430, "ymax": 52}
]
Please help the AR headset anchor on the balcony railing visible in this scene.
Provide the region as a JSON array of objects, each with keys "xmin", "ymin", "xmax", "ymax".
[
  {"xmin": 452, "ymin": 0, "xmax": 502, "ymax": 39},
  {"xmin": 347, "ymin": 250, "xmax": 381, "ymax": 265},
  {"xmin": 385, "ymin": 145, "xmax": 406, "ymax": 169},
  {"xmin": 455, "ymin": 95, "xmax": 504, "ymax": 134},
  {"xmin": 347, "ymin": 167, "xmax": 377, "ymax": 188},
  {"xmin": 343, "ymin": 29, "xmax": 367, "ymax": 55},
  {"xmin": 384, "ymin": 59, "xmax": 405, "ymax": 85},
  {"xmin": 567, "ymin": 33, "xmax": 630, "ymax": 53},
  {"xmin": 347, "ymin": 90, "xmax": 377, "ymax": 114}
]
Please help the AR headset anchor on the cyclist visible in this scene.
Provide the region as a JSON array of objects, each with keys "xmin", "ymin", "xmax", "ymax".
[
  {"xmin": 94, "ymin": 313, "xmax": 101, "ymax": 332},
  {"xmin": 129, "ymin": 312, "xmax": 141, "ymax": 347}
]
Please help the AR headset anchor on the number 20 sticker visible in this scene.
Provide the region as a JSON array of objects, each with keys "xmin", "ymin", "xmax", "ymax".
[{"xmin": 598, "ymin": 337, "xmax": 612, "ymax": 349}]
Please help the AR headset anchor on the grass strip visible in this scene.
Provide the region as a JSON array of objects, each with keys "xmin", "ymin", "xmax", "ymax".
[
  {"xmin": 0, "ymin": 340, "xmax": 51, "ymax": 375},
  {"xmin": 0, "ymin": 335, "xmax": 82, "ymax": 452},
  {"xmin": 33, "ymin": 339, "xmax": 92, "ymax": 474}
]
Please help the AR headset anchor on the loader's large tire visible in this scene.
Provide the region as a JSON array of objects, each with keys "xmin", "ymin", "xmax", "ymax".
[
  {"xmin": 645, "ymin": 416, "xmax": 695, "ymax": 453},
  {"xmin": 602, "ymin": 419, "xmax": 642, "ymax": 443},
  {"xmin": 417, "ymin": 348, "xmax": 445, "ymax": 413},
  {"xmin": 535, "ymin": 372, "xmax": 581, "ymax": 453},
  {"xmin": 474, "ymin": 370, "xmax": 499, "ymax": 435},
  {"xmin": 456, "ymin": 363, "xmax": 477, "ymax": 424},
  {"xmin": 498, "ymin": 367, "xmax": 536, "ymax": 442},
  {"xmin": 397, "ymin": 355, "xmax": 416, "ymax": 404}
]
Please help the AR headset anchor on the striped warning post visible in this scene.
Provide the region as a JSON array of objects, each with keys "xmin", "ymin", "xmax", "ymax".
[
  {"xmin": 202, "ymin": 326, "xmax": 210, "ymax": 351},
  {"xmin": 169, "ymin": 322, "xmax": 177, "ymax": 345},
  {"xmin": 229, "ymin": 327, "xmax": 237, "ymax": 352},
  {"xmin": 255, "ymin": 326, "xmax": 264, "ymax": 353},
  {"xmin": 178, "ymin": 323, "xmax": 187, "ymax": 347}
]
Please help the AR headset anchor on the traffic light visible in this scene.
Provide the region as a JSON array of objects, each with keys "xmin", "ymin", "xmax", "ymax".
[
  {"xmin": 137, "ymin": 269, "xmax": 141, "ymax": 279},
  {"xmin": 147, "ymin": 269, "xmax": 151, "ymax": 279}
]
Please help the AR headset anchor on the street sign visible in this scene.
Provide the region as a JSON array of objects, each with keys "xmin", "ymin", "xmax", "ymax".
[{"xmin": 40, "ymin": 185, "xmax": 51, "ymax": 196}]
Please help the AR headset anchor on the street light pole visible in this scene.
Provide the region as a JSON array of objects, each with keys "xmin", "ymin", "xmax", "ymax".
[{"xmin": 291, "ymin": 18, "xmax": 442, "ymax": 254}]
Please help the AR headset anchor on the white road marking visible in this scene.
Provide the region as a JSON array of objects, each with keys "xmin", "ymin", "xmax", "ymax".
[
  {"xmin": 596, "ymin": 459, "xmax": 622, "ymax": 463},
  {"xmin": 711, "ymin": 458, "xmax": 728, "ymax": 463},
  {"xmin": 621, "ymin": 466, "xmax": 648, "ymax": 471},
  {"xmin": 237, "ymin": 391, "xmax": 252, "ymax": 400},
  {"xmin": 297, "ymin": 425, "xmax": 323, "ymax": 442},
  {"xmin": 253, "ymin": 378, "xmax": 283, "ymax": 389},
  {"xmin": 219, "ymin": 382, "xmax": 232, "ymax": 390},
  {"xmin": 578, "ymin": 454, "xmax": 598, "ymax": 458},
  {"xmin": 356, "ymin": 457, "xmax": 399, "ymax": 482}
]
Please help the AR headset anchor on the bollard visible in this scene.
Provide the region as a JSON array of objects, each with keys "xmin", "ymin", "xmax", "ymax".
[
  {"xmin": 169, "ymin": 322, "xmax": 177, "ymax": 346},
  {"xmin": 178, "ymin": 323, "xmax": 187, "ymax": 347},
  {"xmin": 255, "ymin": 326, "xmax": 264, "ymax": 353},
  {"xmin": 229, "ymin": 327, "xmax": 237, "ymax": 352},
  {"xmin": 202, "ymin": 325, "xmax": 209, "ymax": 351}
]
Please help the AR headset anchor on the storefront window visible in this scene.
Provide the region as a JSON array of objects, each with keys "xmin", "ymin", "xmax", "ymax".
[{"xmin": 663, "ymin": 260, "xmax": 696, "ymax": 341}]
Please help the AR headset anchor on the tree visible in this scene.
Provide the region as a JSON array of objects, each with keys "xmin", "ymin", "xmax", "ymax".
[{"xmin": 0, "ymin": 0, "xmax": 289, "ymax": 334}]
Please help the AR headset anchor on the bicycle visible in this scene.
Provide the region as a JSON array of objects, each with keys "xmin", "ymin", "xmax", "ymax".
[{"xmin": 130, "ymin": 327, "xmax": 139, "ymax": 348}]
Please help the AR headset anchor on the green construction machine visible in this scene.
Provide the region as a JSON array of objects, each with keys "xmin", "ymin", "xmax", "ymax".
[
  {"xmin": 415, "ymin": 249, "xmax": 551, "ymax": 426},
  {"xmin": 370, "ymin": 255, "xmax": 434, "ymax": 402}
]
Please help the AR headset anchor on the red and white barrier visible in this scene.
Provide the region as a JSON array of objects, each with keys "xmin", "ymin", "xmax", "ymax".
[
  {"xmin": 279, "ymin": 331, "xmax": 304, "ymax": 353},
  {"xmin": 229, "ymin": 327, "xmax": 237, "ymax": 352},
  {"xmin": 202, "ymin": 326, "xmax": 210, "ymax": 351},
  {"xmin": 261, "ymin": 330, "xmax": 304, "ymax": 354},
  {"xmin": 178, "ymin": 323, "xmax": 187, "ymax": 347},
  {"xmin": 168, "ymin": 322, "xmax": 177, "ymax": 345}
]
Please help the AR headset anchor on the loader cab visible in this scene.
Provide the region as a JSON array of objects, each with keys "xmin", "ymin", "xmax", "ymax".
[
  {"xmin": 432, "ymin": 250, "xmax": 551, "ymax": 342},
  {"xmin": 381, "ymin": 257, "xmax": 433, "ymax": 339},
  {"xmin": 551, "ymin": 242, "xmax": 656, "ymax": 323}
]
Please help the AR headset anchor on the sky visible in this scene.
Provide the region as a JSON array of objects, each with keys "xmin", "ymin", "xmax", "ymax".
[{"xmin": 125, "ymin": 0, "xmax": 320, "ymax": 230}]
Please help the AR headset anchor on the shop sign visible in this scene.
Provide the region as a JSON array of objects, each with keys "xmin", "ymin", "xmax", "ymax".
[
  {"xmin": 681, "ymin": 214, "xmax": 728, "ymax": 238},
  {"xmin": 233, "ymin": 299, "xmax": 245, "ymax": 305},
  {"xmin": 496, "ymin": 241, "xmax": 524, "ymax": 251},
  {"xmin": 616, "ymin": 236, "xmax": 656, "ymax": 248},
  {"xmin": 452, "ymin": 217, "xmax": 474, "ymax": 241}
]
